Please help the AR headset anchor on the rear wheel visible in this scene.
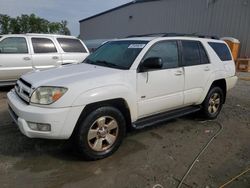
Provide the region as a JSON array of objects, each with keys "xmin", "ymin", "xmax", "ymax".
[
  {"xmin": 75, "ymin": 106, "xmax": 126, "ymax": 160},
  {"xmin": 201, "ymin": 87, "xmax": 224, "ymax": 119}
]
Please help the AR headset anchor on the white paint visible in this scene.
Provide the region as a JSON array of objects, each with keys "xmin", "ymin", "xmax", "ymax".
[{"xmin": 0, "ymin": 34, "xmax": 89, "ymax": 85}]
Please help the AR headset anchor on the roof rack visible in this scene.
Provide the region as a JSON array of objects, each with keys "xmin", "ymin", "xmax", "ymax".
[
  {"xmin": 126, "ymin": 33, "xmax": 220, "ymax": 40},
  {"xmin": 126, "ymin": 33, "xmax": 166, "ymax": 38}
]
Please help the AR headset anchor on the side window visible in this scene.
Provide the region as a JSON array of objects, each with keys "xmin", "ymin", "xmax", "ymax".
[
  {"xmin": 182, "ymin": 41, "xmax": 200, "ymax": 66},
  {"xmin": 57, "ymin": 38, "xmax": 87, "ymax": 53},
  {"xmin": 208, "ymin": 42, "xmax": 232, "ymax": 61},
  {"xmin": 0, "ymin": 37, "xmax": 28, "ymax": 54},
  {"xmin": 198, "ymin": 43, "xmax": 210, "ymax": 64},
  {"xmin": 32, "ymin": 38, "xmax": 57, "ymax": 53},
  {"xmin": 143, "ymin": 41, "xmax": 179, "ymax": 69}
]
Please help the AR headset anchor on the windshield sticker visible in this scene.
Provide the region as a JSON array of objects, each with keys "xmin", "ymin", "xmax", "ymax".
[{"xmin": 128, "ymin": 44, "xmax": 146, "ymax": 49}]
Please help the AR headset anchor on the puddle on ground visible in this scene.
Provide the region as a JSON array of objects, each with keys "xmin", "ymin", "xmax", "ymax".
[
  {"xmin": 149, "ymin": 132, "xmax": 163, "ymax": 140},
  {"xmin": 8, "ymin": 138, "xmax": 148, "ymax": 187}
]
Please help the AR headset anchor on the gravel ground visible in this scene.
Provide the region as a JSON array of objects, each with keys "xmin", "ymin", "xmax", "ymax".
[{"xmin": 0, "ymin": 73, "xmax": 249, "ymax": 188}]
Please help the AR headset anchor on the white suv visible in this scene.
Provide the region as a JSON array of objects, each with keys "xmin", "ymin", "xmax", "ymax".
[
  {"xmin": 7, "ymin": 34, "xmax": 237, "ymax": 160},
  {"xmin": 0, "ymin": 33, "xmax": 89, "ymax": 86}
]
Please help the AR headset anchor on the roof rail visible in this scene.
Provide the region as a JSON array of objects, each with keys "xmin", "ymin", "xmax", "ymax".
[
  {"xmin": 126, "ymin": 33, "xmax": 166, "ymax": 38},
  {"xmin": 126, "ymin": 33, "xmax": 220, "ymax": 40}
]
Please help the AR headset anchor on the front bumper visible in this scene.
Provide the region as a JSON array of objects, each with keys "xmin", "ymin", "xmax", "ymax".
[{"xmin": 7, "ymin": 89, "xmax": 84, "ymax": 139}]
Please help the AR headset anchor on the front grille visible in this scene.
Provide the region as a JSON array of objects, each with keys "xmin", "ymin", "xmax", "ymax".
[
  {"xmin": 15, "ymin": 79, "xmax": 33, "ymax": 103},
  {"xmin": 20, "ymin": 78, "xmax": 32, "ymax": 87}
]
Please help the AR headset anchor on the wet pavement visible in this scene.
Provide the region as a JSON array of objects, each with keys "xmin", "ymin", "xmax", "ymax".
[{"xmin": 0, "ymin": 73, "xmax": 249, "ymax": 188}]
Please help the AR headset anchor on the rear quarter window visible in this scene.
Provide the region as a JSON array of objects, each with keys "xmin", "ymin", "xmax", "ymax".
[
  {"xmin": 57, "ymin": 38, "xmax": 87, "ymax": 53},
  {"xmin": 208, "ymin": 42, "xmax": 232, "ymax": 61}
]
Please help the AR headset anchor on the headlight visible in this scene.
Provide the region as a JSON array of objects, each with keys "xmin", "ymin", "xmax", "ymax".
[{"xmin": 30, "ymin": 87, "xmax": 68, "ymax": 105}]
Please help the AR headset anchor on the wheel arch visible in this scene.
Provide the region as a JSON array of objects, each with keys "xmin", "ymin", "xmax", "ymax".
[
  {"xmin": 71, "ymin": 98, "xmax": 132, "ymax": 138},
  {"xmin": 209, "ymin": 79, "xmax": 227, "ymax": 103}
]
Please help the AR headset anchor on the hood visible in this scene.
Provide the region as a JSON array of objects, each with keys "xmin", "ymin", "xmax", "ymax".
[{"xmin": 21, "ymin": 63, "xmax": 124, "ymax": 88}]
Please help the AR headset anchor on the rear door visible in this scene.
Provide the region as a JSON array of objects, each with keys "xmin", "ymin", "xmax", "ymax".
[
  {"xmin": 137, "ymin": 40, "xmax": 184, "ymax": 118},
  {"xmin": 56, "ymin": 38, "xmax": 89, "ymax": 65},
  {"xmin": 181, "ymin": 40, "xmax": 212, "ymax": 105},
  {"xmin": 0, "ymin": 36, "xmax": 32, "ymax": 81},
  {"xmin": 30, "ymin": 37, "xmax": 62, "ymax": 69}
]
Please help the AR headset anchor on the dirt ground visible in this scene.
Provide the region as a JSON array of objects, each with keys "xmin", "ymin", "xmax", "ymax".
[{"xmin": 0, "ymin": 73, "xmax": 249, "ymax": 188}]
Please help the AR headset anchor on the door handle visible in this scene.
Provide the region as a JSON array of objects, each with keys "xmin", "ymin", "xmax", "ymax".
[
  {"xmin": 175, "ymin": 70, "xmax": 183, "ymax": 76},
  {"xmin": 204, "ymin": 66, "xmax": 210, "ymax": 71},
  {"xmin": 23, "ymin": 57, "xmax": 31, "ymax": 61},
  {"xmin": 52, "ymin": 56, "xmax": 59, "ymax": 60}
]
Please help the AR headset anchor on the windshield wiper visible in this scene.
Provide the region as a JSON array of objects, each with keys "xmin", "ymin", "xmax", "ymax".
[
  {"xmin": 85, "ymin": 59, "xmax": 95, "ymax": 64},
  {"xmin": 95, "ymin": 60, "xmax": 126, "ymax": 69}
]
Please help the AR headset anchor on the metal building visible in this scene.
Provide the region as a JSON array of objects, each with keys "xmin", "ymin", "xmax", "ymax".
[{"xmin": 79, "ymin": 0, "xmax": 250, "ymax": 57}]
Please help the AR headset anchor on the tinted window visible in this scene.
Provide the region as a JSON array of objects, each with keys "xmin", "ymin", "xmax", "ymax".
[
  {"xmin": 0, "ymin": 37, "xmax": 28, "ymax": 54},
  {"xmin": 199, "ymin": 43, "xmax": 210, "ymax": 64},
  {"xmin": 143, "ymin": 41, "xmax": 179, "ymax": 69},
  {"xmin": 208, "ymin": 42, "xmax": 232, "ymax": 61},
  {"xmin": 32, "ymin": 38, "xmax": 57, "ymax": 53},
  {"xmin": 182, "ymin": 41, "xmax": 201, "ymax": 66},
  {"xmin": 85, "ymin": 40, "xmax": 148, "ymax": 70},
  {"xmin": 57, "ymin": 38, "xmax": 87, "ymax": 53}
]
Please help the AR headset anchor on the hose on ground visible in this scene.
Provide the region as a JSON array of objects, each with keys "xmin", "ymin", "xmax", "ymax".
[{"xmin": 177, "ymin": 121, "xmax": 223, "ymax": 188}]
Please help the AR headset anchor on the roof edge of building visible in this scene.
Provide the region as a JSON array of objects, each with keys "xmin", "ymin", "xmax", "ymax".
[{"xmin": 79, "ymin": 0, "xmax": 161, "ymax": 23}]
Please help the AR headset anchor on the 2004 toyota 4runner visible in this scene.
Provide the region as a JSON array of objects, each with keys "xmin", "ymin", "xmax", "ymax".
[{"xmin": 7, "ymin": 34, "xmax": 238, "ymax": 160}]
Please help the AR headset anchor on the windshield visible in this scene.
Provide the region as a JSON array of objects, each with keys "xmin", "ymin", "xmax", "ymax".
[{"xmin": 84, "ymin": 40, "xmax": 148, "ymax": 69}]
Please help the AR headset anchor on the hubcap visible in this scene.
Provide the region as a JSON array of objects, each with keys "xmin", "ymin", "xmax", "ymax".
[
  {"xmin": 208, "ymin": 93, "xmax": 220, "ymax": 114},
  {"xmin": 87, "ymin": 116, "xmax": 119, "ymax": 152}
]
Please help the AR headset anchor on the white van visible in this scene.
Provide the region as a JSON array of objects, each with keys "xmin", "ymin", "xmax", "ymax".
[{"xmin": 0, "ymin": 33, "xmax": 89, "ymax": 86}]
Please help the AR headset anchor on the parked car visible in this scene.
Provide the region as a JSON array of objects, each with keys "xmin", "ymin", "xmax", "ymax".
[
  {"xmin": 7, "ymin": 34, "xmax": 237, "ymax": 160},
  {"xmin": 0, "ymin": 33, "xmax": 89, "ymax": 86}
]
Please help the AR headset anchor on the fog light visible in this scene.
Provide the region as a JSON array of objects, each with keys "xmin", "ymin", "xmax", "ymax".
[
  {"xmin": 37, "ymin": 124, "xmax": 51, "ymax": 131},
  {"xmin": 28, "ymin": 122, "xmax": 38, "ymax": 130},
  {"xmin": 28, "ymin": 122, "xmax": 51, "ymax": 132}
]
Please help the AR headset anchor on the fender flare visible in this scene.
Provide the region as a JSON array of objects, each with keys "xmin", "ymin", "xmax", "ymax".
[{"xmin": 72, "ymin": 84, "xmax": 137, "ymax": 121}]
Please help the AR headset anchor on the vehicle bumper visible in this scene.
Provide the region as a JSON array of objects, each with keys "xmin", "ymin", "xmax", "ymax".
[
  {"xmin": 7, "ymin": 89, "xmax": 84, "ymax": 139},
  {"xmin": 226, "ymin": 76, "xmax": 238, "ymax": 91}
]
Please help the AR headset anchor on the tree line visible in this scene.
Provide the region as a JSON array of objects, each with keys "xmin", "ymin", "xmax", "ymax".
[{"xmin": 0, "ymin": 14, "xmax": 71, "ymax": 35}]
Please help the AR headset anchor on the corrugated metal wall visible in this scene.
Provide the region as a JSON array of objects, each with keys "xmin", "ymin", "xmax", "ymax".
[{"xmin": 80, "ymin": 0, "xmax": 250, "ymax": 57}]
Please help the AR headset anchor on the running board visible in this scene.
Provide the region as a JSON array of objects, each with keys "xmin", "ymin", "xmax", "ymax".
[{"xmin": 132, "ymin": 106, "xmax": 201, "ymax": 129}]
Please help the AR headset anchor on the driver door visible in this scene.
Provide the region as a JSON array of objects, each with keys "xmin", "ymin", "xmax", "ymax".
[{"xmin": 137, "ymin": 40, "xmax": 184, "ymax": 118}]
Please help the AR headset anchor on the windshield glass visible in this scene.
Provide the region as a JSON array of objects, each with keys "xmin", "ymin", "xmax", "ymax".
[{"xmin": 84, "ymin": 40, "xmax": 148, "ymax": 69}]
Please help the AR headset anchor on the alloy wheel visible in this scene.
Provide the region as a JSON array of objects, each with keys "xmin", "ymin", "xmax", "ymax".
[
  {"xmin": 87, "ymin": 116, "xmax": 119, "ymax": 152},
  {"xmin": 208, "ymin": 92, "xmax": 221, "ymax": 114}
]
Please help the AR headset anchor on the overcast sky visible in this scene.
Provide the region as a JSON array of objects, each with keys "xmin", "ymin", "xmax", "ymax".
[{"xmin": 0, "ymin": 0, "xmax": 131, "ymax": 36}]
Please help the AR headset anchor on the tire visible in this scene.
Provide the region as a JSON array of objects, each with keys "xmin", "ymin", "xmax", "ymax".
[
  {"xmin": 201, "ymin": 86, "xmax": 224, "ymax": 119},
  {"xmin": 75, "ymin": 106, "xmax": 126, "ymax": 160}
]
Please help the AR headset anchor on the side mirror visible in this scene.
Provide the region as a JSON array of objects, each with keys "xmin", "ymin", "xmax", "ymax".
[{"xmin": 139, "ymin": 57, "xmax": 163, "ymax": 72}]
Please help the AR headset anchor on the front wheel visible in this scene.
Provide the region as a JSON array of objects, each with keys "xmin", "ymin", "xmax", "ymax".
[
  {"xmin": 201, "ymin": 87, "xmax": 224, "ymax": 119},
  {"xmin": 75, "ymin": 106, "xmax": 126, "ymax": 160}
]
